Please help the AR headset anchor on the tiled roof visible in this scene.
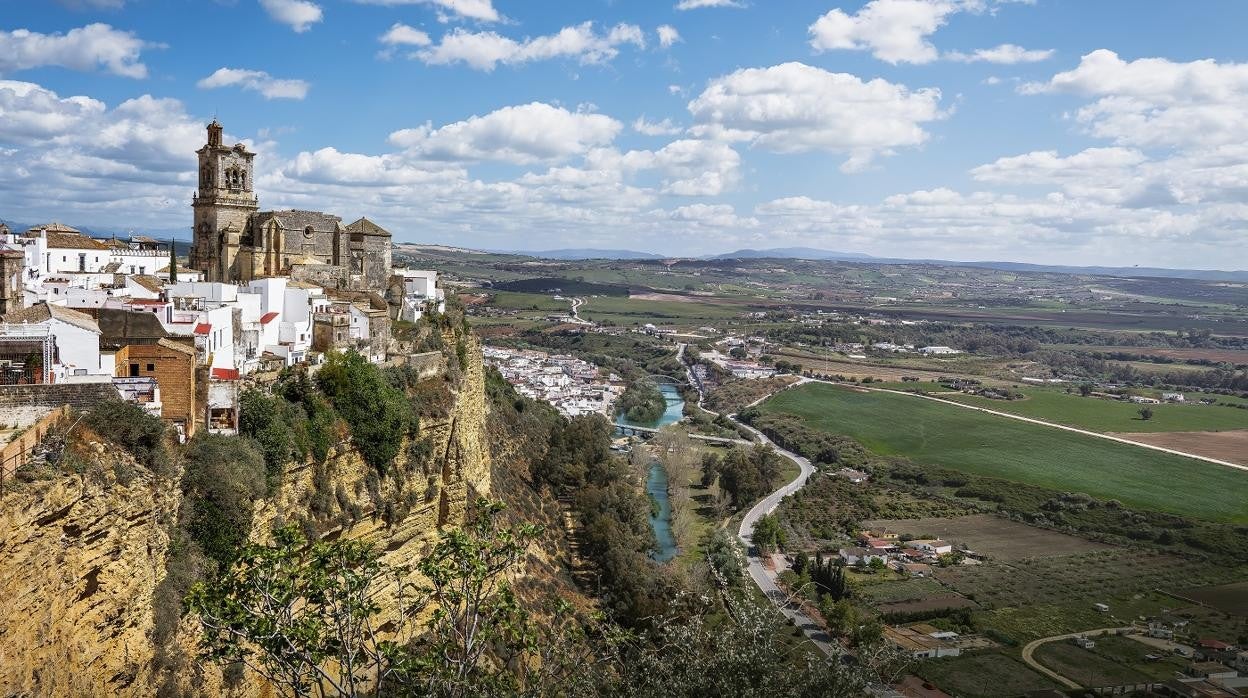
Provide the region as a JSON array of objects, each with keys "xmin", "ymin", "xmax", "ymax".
[
  {"xmin": 259, "ymin": 311, "xmax": 279, "ymax": 324},
  {"xmin": 2, "ymin": 302, "xmax": 101, "ymax": 333},
  {"xmin": 155, "ymin": 337, "xmax": 196, "ymax": 355},
  {"xmin": 129, "ymin": 275, "xmax": 164, "ymax": 293},
  {"xmin": 211, "ymin": 367, "xmax": 240, "ymax": 380},
  {"xmin": 40, "ymin": 231, "xmax": 111, "ymax": 250},
  {"xmin": 344, "ymin": 217, "xmax": 391, "ymax": 236},
  {"xmin": 193, "ymin": 323, "xmax": 212, "ymax": 335},
  {"xmin": 22, "ymin": 222, "xmax": 81, "ymax": 234}
]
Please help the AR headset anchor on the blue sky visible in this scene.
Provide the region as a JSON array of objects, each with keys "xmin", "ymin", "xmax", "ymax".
[{"xmin": 2, "ymin": 0, "xmax": 1248, "ymax": 269}]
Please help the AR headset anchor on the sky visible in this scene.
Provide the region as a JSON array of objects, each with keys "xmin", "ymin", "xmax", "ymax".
[{"xmin": 2, "ymin": 0, "xmax": 1247, "ymax": 269}]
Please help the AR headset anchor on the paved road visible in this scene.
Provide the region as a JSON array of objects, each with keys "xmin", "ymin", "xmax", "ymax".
[
  {"xmin": 734, "ymin": 413, "xmax": 841, "ymax": 658},
  {"xmin": 1020, "ymin": 627, "xmax": 1132, "ymax": 689}
]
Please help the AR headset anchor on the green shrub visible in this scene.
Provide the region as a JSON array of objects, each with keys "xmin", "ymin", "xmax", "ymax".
[
  {"xmin": 82, "ymin": 400, "xmax": 170, "ymax": 476},
  {"xmin": 181, "ymin": 434, "xmax": 267, "ymax": 569},
  {"xmin": 316, "ymin": 350, "xmax": 413, "ymax": 473}
]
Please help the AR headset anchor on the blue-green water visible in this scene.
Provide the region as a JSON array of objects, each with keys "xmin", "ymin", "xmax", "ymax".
[{"xmin": 616, "ymin": 383, "xmax": 684, "ymax": 562}]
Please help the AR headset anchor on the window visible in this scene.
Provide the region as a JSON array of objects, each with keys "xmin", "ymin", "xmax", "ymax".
[
  {"xmin": 146, "ymin": 363, "xmax": 155, "ymax": 372},
  {"xmin": 129, "ymin": 363, "xmax": 139, "ymax": 377}
]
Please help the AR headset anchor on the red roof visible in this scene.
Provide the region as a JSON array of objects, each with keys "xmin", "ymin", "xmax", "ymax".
[
  {"xmin": 211, "ymin": 368, "xmax": 240, "ymax": 380},
  {"xmin": 260, "ymin": 311, "xmax": 279, "ymax": 324},
  {"xmin": 193, "ymin": 323, "xmax": 211, "ymax": 335},
  {"xmin": 1199, "ymin": 639, "xmax": 1233, "ymax": 650}
]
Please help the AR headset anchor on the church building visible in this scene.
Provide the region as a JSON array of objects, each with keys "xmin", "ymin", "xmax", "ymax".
[{"xmin": 189, "ymin": 121, "xmax": 391, "ymax": 290}]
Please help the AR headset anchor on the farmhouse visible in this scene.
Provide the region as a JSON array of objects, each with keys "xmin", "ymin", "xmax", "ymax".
[
  {"xmin": 836, "ymin": 467, "xmax": 870, "ymax": 483},
  {"xmin": 911, "ymin": 539, "xmax": 953, "ymax": 556},
  {"xmin": 838, "ymin": 547, "xmax": 887, "ymax": 566},
  {"xmin": 882, "ymin": 623, "xmax": 983, "ymax": 659}
]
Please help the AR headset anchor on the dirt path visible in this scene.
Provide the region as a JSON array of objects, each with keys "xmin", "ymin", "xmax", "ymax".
[
  {"xmin": 1020, "ymin": 627, "xmax": 1131, "ymax": 689},
  {"xmin": 848, "ymin": 383, "xmax": 1248, "ymax": 474}
]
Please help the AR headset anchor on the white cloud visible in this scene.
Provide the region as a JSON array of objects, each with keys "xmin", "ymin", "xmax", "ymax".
[
  {"xmin": 417, "ymin": 21, "xmax": 645, "ymax": 71},
  {"xmin": 947, "ymin": 43, "xmax": 1053, "ymax": 63},
  {"xmin": 259, "ymin": 0, "xmax": 323, "ymax": 33},
  {"xmin": 197, "ymin": 68, "xmax": 310, "ymax": 100},
  {"xmin": 1023, "ymin": 49, "xmax": 1248, "ymax": 149},
  {"xmin": 809, "ymin": 0, "xmax": 957, "ymax": 65},
  {"xmin": 0, "ymin": 23, "xmax": 150, "ymax": 78},
  {"xmin": 666, "ymin": 203, "xmax": 758, "ymax": 230},
  {"xmin": 389, "ymin": 102, "xmax": 622, "ymax": 164},
  {"xmin": 350, "ymin": 0, "xmax": 499, "ymax": 22},
  {"xmin": 633, "ymin": 116, "xmax": 682, "ymax": 136},
  {"xmin": 687, "ymin": 62, "xmax": 945, "ymax": 171},
  {"xmin": 657, "ymin": 25, "xmax": 682, "ymax": 49},
  {"xmin": 380, "ymin": 23, "xmax": 432, "ymax": 46},
  {"xmin": 589, "ymin": 139, "xmax": 742, "ymax": 196},
  {"xmin": 676, "ymin": 0, "xmax": 746, "ymax": 9}
]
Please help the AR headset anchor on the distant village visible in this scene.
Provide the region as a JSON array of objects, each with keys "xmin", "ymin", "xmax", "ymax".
[{"xmin": 483, "ymin": 345, "xmax": 622, "ymax": 418}]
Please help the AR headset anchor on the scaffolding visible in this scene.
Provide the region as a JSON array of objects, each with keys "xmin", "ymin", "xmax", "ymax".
[{"xmin": 0, "ymin": 325, "xmax": 54, "ymax": 384}]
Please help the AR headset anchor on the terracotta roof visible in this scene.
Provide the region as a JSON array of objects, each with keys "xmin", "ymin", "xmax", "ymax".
[
  {"xmin": 128, "ymin": 299, "xmax": 168, "ymax": 306},
  {"xmin": 41, "ymin": 231, "xmax": 111, "ymax": 250},
  {"xmin": 2, "ymin": 302, "xmax": 100, "ymax": 333},
  {"xmin": 156, "ymin": 338, "xmax": 195, "ymax": 355},
  {"xmin": 344, "ymin": 217, "xmax": 391, "ymax": 237},
  {"xmin": 22, "ymin": 222, "xmax": 81, "ymax": 234},
  {"xmin": 193, "ymin": 323, "xmax": 212, "ymax": 335},
  {"xmin": 211, "ymin": 367, "xmax": 240, "ymax": 380},
  {"xmin": 129, "ymin": 275, "xmax": 164, "ymax": 293},
  {"xmin": 259, "ymin": 311, "xmax": 279, "ymax": 324}
]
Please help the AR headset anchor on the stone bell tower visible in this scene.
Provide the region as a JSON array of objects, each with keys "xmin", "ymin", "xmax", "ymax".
[{"xmin": 190, "ymin": 120, "xmax": 258, "ymax": 282}]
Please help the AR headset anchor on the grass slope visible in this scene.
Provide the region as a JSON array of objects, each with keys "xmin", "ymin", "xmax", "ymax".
[
  {"xmin": 942, "ymin": 387, "xmax": 1248, "ymax": 434},
  {"xmin": 759, "ymin": 383, "xmax": 1248, "ymax": 522}
]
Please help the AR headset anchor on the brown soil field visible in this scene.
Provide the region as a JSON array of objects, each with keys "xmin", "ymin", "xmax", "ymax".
[
  {"xmin": 1180, "ymin": 581, "xmax": 1248, "ymax": 616},
  {"xmin": 1109, "ymin": 429, "xmax": 1248, "ymax": 465},
  {"xmin": 776, "ymin": 352, "xmax": 1000, "ymax": 384},
  {"xmin": 864, "ymin": 514, "xmax": 1113, "ymax": 561},
  {"xmin": 629, "ymin": 291, "xmax": 712, "ymax": 303}
]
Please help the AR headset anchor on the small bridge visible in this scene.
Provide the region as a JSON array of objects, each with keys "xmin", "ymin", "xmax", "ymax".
[
  {"xmin": 645, "ymin": 374, "xmax": 688, "ymax": 386},
  {"xmin": 615, "ymin": 423, "xmax": 748, "ymax": 446}
]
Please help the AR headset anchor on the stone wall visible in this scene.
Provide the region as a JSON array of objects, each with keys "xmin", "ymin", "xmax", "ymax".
[{"xmin": 0, "ymin": 381, "xmax": 121, "ymax": 410}]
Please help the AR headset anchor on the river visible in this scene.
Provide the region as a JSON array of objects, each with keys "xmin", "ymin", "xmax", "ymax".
[{"xmin": 615, "ymin": 382, "xmax": 684, "ymax": 562}]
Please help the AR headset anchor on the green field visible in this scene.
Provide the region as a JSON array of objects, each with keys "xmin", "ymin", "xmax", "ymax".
[
  {"xmin": 758, "ymin": 383, "xmax": 1248, "ymax": 522},
  {"xmin": 943, "ymin": 387, "xmax": 1248, "ymax": 433},
  {"xmin": 579, "ymin": 295, "xmax": 749, "ymax": 324}
]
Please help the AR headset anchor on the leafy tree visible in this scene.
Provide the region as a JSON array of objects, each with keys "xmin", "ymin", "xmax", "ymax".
[
  {"xmin": 1138, "ymin": 406, "xmax": 1155, "ymax": 421},
  {"xmin": 187, "ymin": 500, "xmax": 538, "ymax": 698},
  {"xmin": 1079, "ymin": 383, "xmax": 1093, "ymax": 397},
  {"xmin": 317, "ymin": 350, "xmax": 413, "ymax": 472},
  {"xmin": 182, "ymin": 434, "xmax": 268, "ymax": 569},
  {"xmin": 752, "ymin": 514, "xmax": 786, "ymax": 554}
]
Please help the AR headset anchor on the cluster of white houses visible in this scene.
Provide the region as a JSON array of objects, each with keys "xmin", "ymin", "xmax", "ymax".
[{"xmin": 0, "ymin": 222, "xmax": 443, "ymax": 440}]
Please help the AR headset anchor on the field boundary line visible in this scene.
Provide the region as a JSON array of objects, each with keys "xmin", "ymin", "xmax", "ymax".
[{"xmin": 799, "ymin": 380, "xmax": 1248, "ymax": 474}]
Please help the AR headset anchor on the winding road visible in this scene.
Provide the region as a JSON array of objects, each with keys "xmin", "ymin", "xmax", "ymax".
[{"xmin": 1019, "ymin": 627, "xmax": 1132, "ymax": 689}]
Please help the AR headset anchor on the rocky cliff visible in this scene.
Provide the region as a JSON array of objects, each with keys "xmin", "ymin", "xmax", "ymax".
[{"xmin": 0, "ymin": 337, "xmax": 493, "ymax": 697}]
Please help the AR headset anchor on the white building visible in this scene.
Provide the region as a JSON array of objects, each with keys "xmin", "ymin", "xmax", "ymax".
[
  {"xmin": 911, "ymin": 539, "xmax": 953, "ymax": 555},
  {"xmin": 919, "ymin": 346, "xmax": 962, "ymax": 355},
  {"xmin": 395, "ymin": 269, "xmax": 445, "ymax": 322},
  {"xmin": 0, "ymin": 302, "xmax": 107, "ymax": 379}
]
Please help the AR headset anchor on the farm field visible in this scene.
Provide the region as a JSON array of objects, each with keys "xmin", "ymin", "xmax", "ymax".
[
  {"xmin": 1181, "ymin": 581, "xmax": 1248, "ymax": 616},
  {"xmin": 913, "ymin": 653, "xmax": 1060, "ymax": 697},
  {"xmin": 940, "ymin": 387, "xmax": 1248, "ymax": 433},
  {"xmin": 579, "ymin": 294, "xmax": 750, "ymax": 324},
  {"xmin": 863, "ymin": 515, "xmax": 1111, "ymax": 561},
  {"xmin": 1032, "ymin": 641, "xmax": 1149, "ymax": 687},
  {"xmin": 758, "ymin": 383, "xmax": 1248, "ymax": 521},
  {"xmin": 1112, "ymin": 429, "xmax": 1248, "ymax": 465},
  {"xmin": 1048, "ymin": 344, "xmax": 1248, "ymax": 365}
]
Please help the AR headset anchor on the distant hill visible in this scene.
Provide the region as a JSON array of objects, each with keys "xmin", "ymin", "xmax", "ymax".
[
  {"xmin": 704, "ymin": 247, "xmax": 1247, "ymax": 282},
  {"xmin": 708, "ymin": 247, "xmax": 875, "ymax": 261},
  {"xmin": 509, "ymin": 248, "xmax": 665, "ymax": 260}
]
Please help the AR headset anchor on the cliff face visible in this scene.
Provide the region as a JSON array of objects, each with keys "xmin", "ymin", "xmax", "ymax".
[
  {"xmin": 0, "ymin": 338, "xmax": 493, "ymax": 697},
  {"xmin": 0, "ymin": 447, "xmax": 180, "ymax": 696}
]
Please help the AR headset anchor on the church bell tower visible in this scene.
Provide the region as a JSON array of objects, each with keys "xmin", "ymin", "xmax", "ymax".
[{"xmin": 190, "ymin": 120, "xmax": 258, "ymax": 282}]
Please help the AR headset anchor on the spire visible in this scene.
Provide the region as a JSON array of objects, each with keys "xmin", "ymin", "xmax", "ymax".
[{"xmin": 207, "ymin": 119, "xmax": 223, "ymax": 148}]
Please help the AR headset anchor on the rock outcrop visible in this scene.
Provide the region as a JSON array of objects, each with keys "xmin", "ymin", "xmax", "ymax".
[{"xmin": 0, "ymin": 338, "xmax": 493, "ymax": 696}]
